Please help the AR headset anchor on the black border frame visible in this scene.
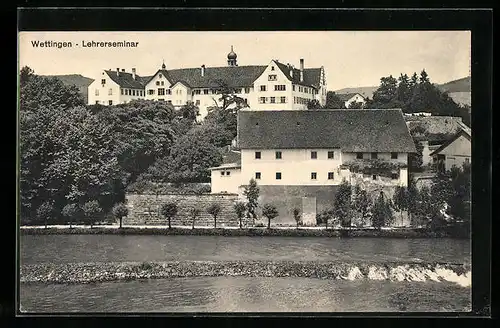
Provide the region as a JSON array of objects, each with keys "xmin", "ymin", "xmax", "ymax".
[{"xmin": 11, "ymin": 6, "xmax": 493, "ymax": 323}]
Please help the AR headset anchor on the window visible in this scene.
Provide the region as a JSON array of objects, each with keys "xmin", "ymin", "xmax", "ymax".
[
  {"xmin": 95, "ymin": 89, "xmax": 99, "ymax": 96},
  {"xmin": 158, "ymin": 88, "xmax": 165, "ymax": 96},
  {"xmin": 276, "ymin": 172, "xmax": 282, "ymax": 180},
  {"xmin": 158, "ymin": 99, "xmax": 165, "ymax": 102},
  {"xmin": 465, "ymin": 158, "xmax": 470, "ymax": 164},
  {"xmin": 328, "ymin": 151, "xmax": 334, "ymax": 159},
  {"xmin": 270, "ymin": 97, "xmax": 276, "ymax": 104},
  {"xmin": 372, "ymin": 175, "xmax": 377, "ymax": 180},
  {"xmin": 391, "ymin": 173, "xmax": 399, "ymax": 180},
  {"xmin": 108, "ymin": 100, "xmax": 113, "ymax": 105},
  {"xmin": 280, "ymin": 96, "xmax": 286, "ymax": 103},
  {"xmin": 275, "ymin": 151, "xmax": 282, "ymax": 159},
  {"xmin": 212, "ymin": 89, "xmax": 217, "ymax": 94},
  {"xmin": 161, "ymin": 81, "xmax": 164, "ymax": 86},
  {"xmin": 311, "ymin": 172, "xmax": 317, "ymax": 180},
  {"xmin": 121, "ymin": 89, "xmax": 124, "ymax": 95},
  {"xmin": 108, "ymin": 88, "xmax": 113, "ymax": 95},
  {"xmin": 194, "ymin": 89, "xmax": 201, "ymax": 95},
  {"xmin": 391, "ymin": 152, "xmax": 398, "ymax": 159},
  {"xmin": 268, "ymin": 75, "xmax": 277, "ymax": 81},
  {"xmin": 259, "ymin": 97, "xmax": 267, "ymax": 104},
  {"xmin": 293, "ymin": 85, "xmax": 296, "ymax": 91},
  {"xmin": 356, "ymin": 153, "xmax": 363, "ymax": 159},
  {"xmin": 156, "ymin": 81, "xmax": 160, "ymax": 86},
  {"xmin": 167, "ymin": 100, "xmax": 172, "ymax": 104},
  {"xmin": 132, "ymin": 90, "xmax": 136, "ymax": 96},
  {"xmin": 328, "ymin": 172, "xmax": 334, "ymax": 180},
  {"xmin": 226, "ymin": 171, "xmax": 231, "ymax": 176},
  {"xmin": 166, "ymin": 89, "xmax": 171, "ymax": 95},
  {"xmin": 371, "ymin": 153, "xmax": 378, "ymax": 159},
  {"xmin": 255, "ymin": 151, "xmax": 261, "ymax": 159},
  {"xmin": 196, "ymin": 100, "xmax": 200, "ymax": 106},
  {"xmin": 101, "ymin": 78, "xmax": 106, "ymax": 84},
  {"xmin": 148, "ymin": 89, "xmax": 155, "ymax": 95},
  {"xmin": 255, "ymin": 172, "xmax": 261, "ymax": 180},
  {"xmin": 271, "ymin": 66, "xmax": 275, "ymax": 71},
  {"xmin": 260, "ymin": 85, "xmax": 267, "ymax": 92},
  {"xmin": 245, "ymin": 87, "xmax": 250, "ymax": 93},
  {"xmin": 275, "ymin": 85, "xmax": 286, "ymax": 91},
  {"xmin": 95, "ymin": 101, "xmax": 99, "ymax": 104},
  {"xmin": 311, "ymin": 151, "xmax": 317, "ymax": 159},
  {"xmin": 220, "ymin": 171, "xmax": 225, "ymax": 176},
  {"xmin": 204, "ymin": 89, "xmax": 209, "ymax": 95}
]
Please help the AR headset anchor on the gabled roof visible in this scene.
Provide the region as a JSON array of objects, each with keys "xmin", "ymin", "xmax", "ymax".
[
  {"xmin": 405, "ymin": 115, "xmax": 466, "ymax": 143},
  {"xmin": 237, "ymin": 109, "xmax": 416, "ymax": 153},
  {"xmin": 165, "ymin": 65, "xmax": 268, "ymax": 89},
  {"xmin": 337, "ymin": 93, "xmax": 365, "ymax": 102},
  {"xmin": 429, "ymin": 129, "xmax": 471, "ymax": 156},
  {"xmin": 144, "ymin": 69, "xmax": 172, "ymax": 86},
  {"xmin": 273, "ymin": 61, "xmax": 322, "ymax": 88},
  {"xmin": 104, "ymin": 70, "xmax": 148, "ymax": 89}
]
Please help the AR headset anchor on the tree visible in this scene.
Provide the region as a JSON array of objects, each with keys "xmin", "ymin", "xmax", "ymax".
[
  {"xmin": 392, "ymin": 186, "xmax": 409, "ymax": 227},
  {"xmin": 189, "ymin": 206, "xmax": 201, "ymax": 229},
  {"xmin": 448, "ymin": 162, "xmax": 471, "ymax": 223},
  {"xmin": 316, "ymin": 209, "xmax": 333, "ymax": 229},
  {"xmin": 325, "ymin": 91, "xmax": 346, "ymax": 109},
  {"xmin": 307, "ymin": 99, "xmax": 322, "ymax": 110},
  {"xmin": 407, "ymin": 176, "xmax": 420, "ymax": 226},
  {"xmin": 211, "ymin": 79, "xmax": 249, "ymax": 112},
  {"xmin": 371, "ymin": 75, "xmax": 398, "ymax": 107},
  {"xmin": 243, "ymin": 179, "xmax": 260, "ymax": 225},
  {"xmin": 262, "ymin": 204, "xmax": 279, "ymax": 229},
  {"xmin": 207, "ymin": 203, "xmax": 222, "ymax": 228},
  {"xmin": 293, "ymin": 207, "xmax": 302, "ymax": 229},
  {"xmin": 409, "ymin": 139, "xmax": 424, "ymax": 172},
  {"xmin": 36, "ymin": 201, "xmax": 54, "ymax": 228},
  {"xmin": 161, "ymin": 202, "xmax": 178, "ymax": 229},
  {"xmin": 348, "ymin": 101, "xmax": 364, "ymax": 109},
  {"xmin": 112, "ymin": 203, "xmax": 129, "ymax": 229},
  {"xmin": 234, "ymin": 201, "xmax": 246, "ymax": 229},
  {"xmin": 352, "ymin": 185, "xmax": 371, "ymax": 227},
  {"xmin": 61, "ymin": 203, "xmax": 79, "ymax": 228},
  {"xmin": 372, "ymin": 192, "xmax": 392, "ymax": 229},
  {"xmin": 179, "ymin": 103, "xmax": 199, "ymax": 121},
  {"xmin": 333, "ymin": 180, "xmax": 352, "ymax": 228},
  {"xmin": 82, "ymin": 200, "xmax": 102, "ymax": 228}
]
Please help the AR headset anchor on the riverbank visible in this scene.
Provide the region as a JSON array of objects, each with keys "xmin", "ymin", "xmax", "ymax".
[
  {"xmin": 20, "ymin": 260, "xmax": 471, "ymax": 287},
  {"xmin": 20, "ymin": 225, "xmax": 469, "ymax": 238}
]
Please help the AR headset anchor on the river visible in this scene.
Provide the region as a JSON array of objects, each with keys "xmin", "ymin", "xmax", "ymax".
[{"xmin": 19, "ymin": 235, "xmax": 471, "ymax": 313}]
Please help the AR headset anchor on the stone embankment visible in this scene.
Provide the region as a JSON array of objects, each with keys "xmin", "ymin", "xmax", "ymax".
[
  {"xmin": 20, "ymin": 261, "xmax": 471, "ymax": 287},
  {"xmin": 20, "ymin": 226, "xmax": 463, "ymax": 238}
]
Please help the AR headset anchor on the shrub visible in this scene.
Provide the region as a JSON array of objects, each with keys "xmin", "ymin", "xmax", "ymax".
[
  {"xmin": 61, "ymin": 203, "xmax": 79, "ymax": 228},
  {"xmin": 207, "ymin": 203, "xmax": 222, "ymax": 228},
  {"xmin": 292, "ymin": 208, "xmax": 301, "ymax": 229},
  {"xmin": 160, "ymin": 202, "xmax": 178, "ymax": 229},
  {"xmin": 36, "ymin": 201, "xmax": 54, "ymax": 228},
  {"xmin": 112, "ymin": 203, "xmax": 129, "ymax": 228},
  {"xmin": 234, "ymin": 201, "xmax": 246, "ymax": 229},
  {"xmin": 82, "ymin": 200, "xmax": 102, "ymax": 228}
]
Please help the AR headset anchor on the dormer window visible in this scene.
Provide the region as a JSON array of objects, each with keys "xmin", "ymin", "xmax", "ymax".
[{"xmin": 159, "ymin": 74, "xmax": 162, "ymax": 78}]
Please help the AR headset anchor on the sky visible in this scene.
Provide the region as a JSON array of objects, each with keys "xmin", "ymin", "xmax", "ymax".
[{"xmin": 18, "ymin": 31, "xmax": 471, "ymax": 90}]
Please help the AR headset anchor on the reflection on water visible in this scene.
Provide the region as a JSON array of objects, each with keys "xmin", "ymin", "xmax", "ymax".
[
  {"xmin": 20, "ymin": 235, "xmax": 471, "ymax": 265},
  {"xmin": 20, "ymin": 277, "xmax": 471, "ymax": 313}
]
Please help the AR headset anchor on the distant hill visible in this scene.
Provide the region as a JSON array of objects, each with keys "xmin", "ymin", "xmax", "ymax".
[
  {"xmin": 333, "ymin": 75, "xmax": 471, "ymax": 106},
  {"xmin": 43, "ymin": 74, "xmax": 94, "ymax": 104}
]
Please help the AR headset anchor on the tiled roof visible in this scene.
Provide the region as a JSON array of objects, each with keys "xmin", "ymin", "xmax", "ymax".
[
  {"xmin": 222, "ymin": 150, "xmax": 241, "ymax": 165},
  {"xmin": 337, "ymin": 93, "xmax": 364, "ymax": 102},
  {"xmin": 405, "ymin": 116, "xmax": 465, "ymax": 142},
  {"xmin": 237, "ymin": 109, "xmax": 416, "ymax": 153},
  {"xmin": 273, "ymin": 61, "xmax": 322, "ymax": 88},
  {"xmin": 165, "ymin": 66, "xmax": 268, "ymax": 89},
  {"xmin": 104, "ymin": 70, "xmax": 147, "ymax": 89}
]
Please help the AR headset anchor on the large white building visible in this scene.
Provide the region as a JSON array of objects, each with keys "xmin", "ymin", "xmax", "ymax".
[{"xmin": 87, "ymin": 46, "xmax": 327, "ymax": 120}]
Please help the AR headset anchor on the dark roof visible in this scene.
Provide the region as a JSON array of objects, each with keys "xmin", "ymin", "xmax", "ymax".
[
  {"xmin": 104, "ymin": 70, "xmax": 147, "ymax": 89},
  {"xmin": 237, "ymin": 109, "xmax": 417, "ymax": 153},
  {"xmin": 222, "ymin": 150, "xmax": 241, "ymax": 165},
  {"xmin": 405, "ymin": 116, "xmax": 465, "ymax": 142},
  {"xmin": 274, "ymin": 61, "xmax": 322, "ymax": 88},
  {"xmin": 337, "ymin": 93, "xmax": 364, "ymax": 102},
  {"xmin": 143, "ymin": 69, "xmax": 172, "ymax": 86},
  {"xmin": 164, "ymin": 65, "xmax": 268, "ymax": 88},
  {"xmin": 429, "ymin": 129, "xmax": 471, "ymax": 156}
]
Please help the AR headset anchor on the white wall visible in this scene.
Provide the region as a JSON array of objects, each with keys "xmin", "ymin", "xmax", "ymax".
[
  {"xmin": 171, "ymin": 83, "xmax": 190, "ymax": 107},
  {"xmin": 345, "ymin": 94, "xmax": 366, "ymax": 108},
  {"xmin": 119, "ymin": 87, "xmax": 146, "ymax": 103},
  {"xmin": 438, "ymin": 134, "xmax": 471, "ymax": 170},
  {"xmin": 251, "ymin": 61, "xmax": 293, "ymax": 111},
  {"xmin": 211, "ymin": 167, "xmax": 242, "ymax": 193},
  {"xmin": 144, "ymin": 71, "xmax": 172, "ymax": 102},
  {"xmin": 88, "ymin": 71, "xmax": 121, "ymax": 105},
  {"xmin": 240, "ymin": 149, "xmax": 343, "ymax": 186}
]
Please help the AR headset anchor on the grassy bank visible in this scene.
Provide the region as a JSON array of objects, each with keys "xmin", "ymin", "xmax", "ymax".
[{"xmin": 20, "ymin": 225, "xmax": 468, "ymax": 238}]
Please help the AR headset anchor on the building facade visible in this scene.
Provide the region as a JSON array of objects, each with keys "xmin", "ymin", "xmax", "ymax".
[
  {"xmin": 337, "ymin": 93, "xmax": 366, "ymax": 108},
  {"xmin": 430, "ymin": 127, "xmax": 471, "ymax": 171},
  {"xmin": 87, "ymin": 47, "xmax": 327, "ymax": 120}
]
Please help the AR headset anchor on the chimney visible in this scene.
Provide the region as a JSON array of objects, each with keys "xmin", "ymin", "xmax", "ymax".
[
  {"xmin": 300, "ymin": 58, "xmax": 304, "ymax": 82},
  {"xmin": 116, "ymin": 68, "xmax": 120, "ymax": 76},
  {"xmin": 132, "ymin": 68, "xmax": 136, "ymax": 80},
  {"xmin": 201, "ymin": 64, "xmax": 205, "ymax": 77}
]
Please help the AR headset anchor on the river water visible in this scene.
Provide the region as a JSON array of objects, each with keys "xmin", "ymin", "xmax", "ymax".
[{"xmin": 19, "ymin": 235, "xmax": 471, "ymax": 313}]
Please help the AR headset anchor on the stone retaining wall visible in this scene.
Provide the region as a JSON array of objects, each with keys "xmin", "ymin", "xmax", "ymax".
[{"xmin": 125, "ymin": 193, "xmax": 251, "ymax": 227}]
